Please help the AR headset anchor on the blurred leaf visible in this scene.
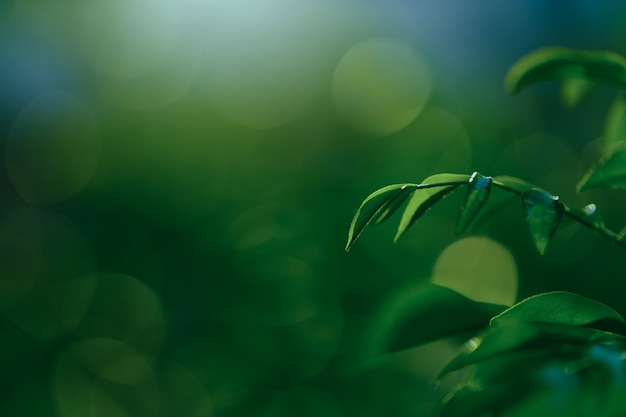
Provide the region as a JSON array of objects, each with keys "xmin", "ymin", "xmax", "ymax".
[
  {"xmin": 490, "ymin": 291, "xmax": 625, "ymax": 328},
  {"xmin": 394, "ymin": 173, "xmax": 470, "ymax": 242},
  {"xmin": 602, "ymin": 93, "xmax": 626, "ymax": 151},
  {"xmin": 439, "ymin": 322, "xmax": 541, "ymax": 378},
  {"xmin": 521, "ymin": 189, "xmax": 565, "ymax": 254},
  {"xmin": 436, "ymin": 385, "xmax": 511, "ymax": 417},
  {"xmin": 560, "ymin": 77, "xmax": 596, "ymax": 108},
  {"xmin": 505, "ymin": 47, "xmax": 626, "ymax": 94},
  {"xmin": 578, "ymin": 143, "xmax": 626, "ymax": 191},
  {"xmin": 346, "ymin": 183, "xmax": 417, "ymax": 251},
  {"xmin": 493, "ymin": 175, "xmax": 536, "ymax": 194},
  {"xmin": 361, "ymin": 284, "xmax": 506, "ymax": 359},
  {"xmin": 456, "ymin": 172, "xmax": 493, "ymax": 235}
]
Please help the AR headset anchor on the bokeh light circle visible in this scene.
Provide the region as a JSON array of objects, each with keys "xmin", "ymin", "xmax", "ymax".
[
  {"xmin": 332, "ymin": 38, "xmax": 431, "ymax": 136},
  {"xmin": 6, "ymin": 90, "xmax": 101, "ymax": 205},
  {"xmin": 201, "ymin": 0, "xmax": 325, "ymax": 128},
  {"xmin": 431, "ymin": 236, "xmax": 518, "ymax": 306},
  {"xmin": 0, "ymin": 206, "xmax": 97, "ymax": 340}
]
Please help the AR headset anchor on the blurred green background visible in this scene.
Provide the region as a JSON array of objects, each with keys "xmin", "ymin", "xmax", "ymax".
[{"xmin": 3, "ymin": 1, "xmax": 626, "ymax": 416}]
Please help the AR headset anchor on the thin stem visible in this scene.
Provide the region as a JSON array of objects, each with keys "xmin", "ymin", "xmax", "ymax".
[{"xmin": 493, "ymin": 180, "xmax": 626, "ymax": 248}]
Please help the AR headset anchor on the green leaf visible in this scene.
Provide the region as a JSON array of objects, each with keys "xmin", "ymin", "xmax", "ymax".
[
  {"xmin": 560, "ymin": 77, "xmax": 596, "ymax": 108},
  {"xmin": 505, "ymin": 47, "xmax": 626, "ymax": 95},
  {"xmin": 578, "ymin": 143, "xmax": 626, "ymax": 191},
  {"xmin": 456, "ymin": 172, "xmax": 493, "ymax": 235},
  {"xmin": 490, "ymin": 291, "xmax": 625, "ymax": 328},
  {"xmin": 439, "ymin": 322, "xmax": 618, "ymax": 378},
  {"xmin": 345, "ymin": 183, "xmax": 417, "ymax": 251},
  {"xmin": 394, "ymin": 173, "xmax": 470, "ymax": 242},
  {"xmin": 521, "ymin": 189, "xmax": 565, "ymax": 254},
  {"xmin": 360, "ymin": 284, "xmax": 506, "ymax": 360},
  {"xmin": 439, "ymin": 322, "xmax": 542, "ymax": 378},
  {"xmin": 371, "ymin": 184, "xmax": 417, "ymax": 225},
  {"xmin": 602, "ymin": 93, "xmax": 626, "ymax": 151},
  {"xmin": 493, "ymin": 175, "xmax": 537, "ymax": 194},
  {"xmin": 437, "ymin": 385, "xmax": 514, "ymax": 417}
]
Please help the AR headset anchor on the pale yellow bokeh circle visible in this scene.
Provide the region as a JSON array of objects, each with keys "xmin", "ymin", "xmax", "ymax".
[
  {"xmin": 431, "ymin": 237, "xmax": 518, "ymax": 306},
  {"xmin": 332, "ymin": 38, "xmax": 431, "ymax": 136}
]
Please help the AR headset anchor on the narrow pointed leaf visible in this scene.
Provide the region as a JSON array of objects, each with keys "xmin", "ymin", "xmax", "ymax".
[
  {"xmin": 345, "ymin": 183, "xmax": 417, "ymax": 251},
  {"xmin": 360, "ymin": 284, "xmax": 506, "ymax": 360},
  {"xmin": 505, "ymin": 47, "xmax": 626, "ymax": 95},
  {"xmin": 456, "ymin": 172, "xmax": 493, "ymax": 235},
  {"xmin": 371, "ymin": 184, "xmax": 416, "ymax": 225},
  {"xmin": 394, "ymin": 173, "xmax": 470, "ymax": 242},
  {"xmin": 521, "ymin": 189, "xmax": 565, "ymax": 254},
  {"xmin": 577, "ymin": 143, "xmax": 626, "ymax": 191},
  {"xmin": 490, "ymin": 291, "xmax": 625, "ymax": 328},
  {"xmin": 602, "ymin": 92, "xmax": 626, "ymax": 151},
  {"xmin": 560, "ymin": 77, "xmax": 595, "ymax": 108}
]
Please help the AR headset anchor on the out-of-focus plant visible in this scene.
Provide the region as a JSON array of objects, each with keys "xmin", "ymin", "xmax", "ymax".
[{"xmin": 346, "ymin": 47, "xmax": 626, "ymax": 416}]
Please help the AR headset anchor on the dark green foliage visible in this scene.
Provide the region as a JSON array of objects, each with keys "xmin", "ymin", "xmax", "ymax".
[
  {"xmin": 360, "ymin": 284, "xmax": 506, "ymax": 360},
  {"xmin": 347, "ymin": 46, "xmax": 626, "ymax": 417}
]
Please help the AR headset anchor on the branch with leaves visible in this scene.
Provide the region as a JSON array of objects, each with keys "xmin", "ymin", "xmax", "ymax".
[
  {"xmin": 346, "ymin": 171, "xmax": 624, "ymax": 255},
  {"xmin": 346, "ymin": 46, "xmax": 626, "ymax": 417}
]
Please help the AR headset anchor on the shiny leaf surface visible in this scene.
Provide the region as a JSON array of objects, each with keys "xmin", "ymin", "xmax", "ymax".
[{"xmin": 490, "ymin": 291, "xmax": 625, "ymax": 327}]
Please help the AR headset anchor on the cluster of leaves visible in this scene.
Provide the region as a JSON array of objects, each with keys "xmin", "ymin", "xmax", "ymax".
[
  {"xmin": 347, "ymin": 47, "xmax": 626, "ymax": 416},
  {"xmin": 385, "ymin": 286, "xmax": 626, "ymax": 417}
]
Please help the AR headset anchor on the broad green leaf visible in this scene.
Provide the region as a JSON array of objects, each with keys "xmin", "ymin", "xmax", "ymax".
[
  {"xmin": 456, "ymin": 172, "xmax": 493, "ymax": 235},
  {"xmin": 493, "ymin": 175, "xmax": 536, "ymax": 194},
  {"xmin": 577, "ymin": 143, "xmax": 626, "ymax": 191},
  {"xmin": 439, "ymin": 322, "xmax": 618, "ymax": 378},
  {"xmin": 490, "ymin": 291, "xmax": 625, "ymax": 328},
  {"xmin": 345, "ymin": 183, "xmax": 417, "ymax": 251},
  {"xmin": 394, "ymin": 173, "xmax": 470, "ymax": 242},
  {"xmin": 521, "ymin": 189, "xmax": 565, "ymax": 254},
  {"xmin": 505, "ymin": 47, "xmax": 626, "ymax": 95},
  {"xmin": 360, "ymin": 284, "xmax": 506, "ymax": 360},
  {"xmin": 439, "ymin": 322, "xmax": 541, "ymax": 378},
  {"xmin": 602, "ymin": 93, "xmax": 626, "ymax": 151},
  {"xmin": 560, "ymin": 77, "xmax": 596, "ymax": 108}
]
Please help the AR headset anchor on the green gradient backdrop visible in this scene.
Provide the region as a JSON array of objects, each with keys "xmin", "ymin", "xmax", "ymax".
[{"xmin": 2, "ymin": 1, "xmax": 626, "ymax": 416}]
